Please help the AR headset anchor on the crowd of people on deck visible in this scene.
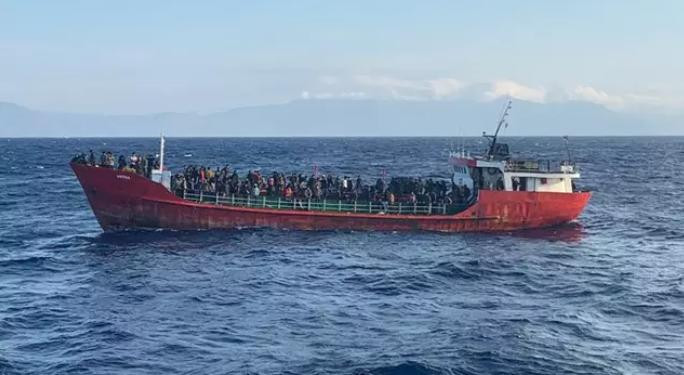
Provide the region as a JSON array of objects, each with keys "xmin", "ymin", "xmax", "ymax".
[
  {"xmin": 71, "ymin": 150, "xmax": 160, "ymax": 178},
  {"xmin": 171, "ymin": 166, "xmax": 472, "ymax": 206},
  {"xmin": 71, "ymin": 150, "xmax": 474, "ymax": 206}
]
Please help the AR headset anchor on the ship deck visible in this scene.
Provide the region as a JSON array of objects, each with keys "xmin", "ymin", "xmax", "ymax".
[{"xmin": 180, "ymin": 191, "xmax": 472, "ymax": 216}]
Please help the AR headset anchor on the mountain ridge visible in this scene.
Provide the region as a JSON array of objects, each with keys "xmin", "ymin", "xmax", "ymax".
[{"xmin": 1, "ymin": 99, "xmax": 681, "ymax": 137}]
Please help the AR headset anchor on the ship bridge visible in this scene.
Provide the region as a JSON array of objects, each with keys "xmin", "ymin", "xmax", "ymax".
[
  {"xmin": 449, "ymin": 152, "xmax": 580, "ymax": 193},
  {"xmin": 449, "ymin": 99, "xmax": 581, "ymax": 194}
]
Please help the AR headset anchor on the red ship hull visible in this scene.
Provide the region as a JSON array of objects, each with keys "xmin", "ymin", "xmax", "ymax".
[{"xmin": 71, "ymin": 163, "xmax": 591, "ymax": 233}]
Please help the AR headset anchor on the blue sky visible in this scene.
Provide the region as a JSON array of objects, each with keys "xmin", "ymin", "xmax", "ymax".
[{"xmin": 1, "ymin": 0, "xmax": 682, "ymax": 114}]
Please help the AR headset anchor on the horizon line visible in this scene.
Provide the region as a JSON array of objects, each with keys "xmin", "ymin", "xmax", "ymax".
[{"xmin": 5, "ymin": 134, "xmax": 684, "ymax": 139}]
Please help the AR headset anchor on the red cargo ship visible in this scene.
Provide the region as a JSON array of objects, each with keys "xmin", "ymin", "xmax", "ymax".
[{"xmin": 72, "ymin": 102, "xmax": 590, "ymax": 233}]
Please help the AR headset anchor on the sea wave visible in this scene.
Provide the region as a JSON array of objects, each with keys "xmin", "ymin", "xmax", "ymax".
[{"xmin": 1, "ymin": 137, "xmax": 683, "ymax": 374}]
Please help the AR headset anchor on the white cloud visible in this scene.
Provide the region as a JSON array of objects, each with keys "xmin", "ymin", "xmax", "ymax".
[
  {"xmin": 354, "ymin": 75, "xmax": 425, "ymax": 91},
  {"xmin": 428, "ymin": 78, "xmax": 466, "ymax": 98},
  {"xmin": 567, "ymin": 86, "xmax": 684, "ymax": 113},
  {"xmin": 300, "ymin": 90, "xmax": 366, "ymax": 100},
  {"xmin": 485, "ymin": 80, "xmax": 547, "ymax": 103},
  {"xmin": 309, "ymin": 74, "xmax": 684, "ymax": 114},
  {"xmin": 570, "ymin": 85, "xmax": 624, "ymax": 110},
  {"xmin": 352, "ymin": 75, "xmax": 465, "ymax": 99}
]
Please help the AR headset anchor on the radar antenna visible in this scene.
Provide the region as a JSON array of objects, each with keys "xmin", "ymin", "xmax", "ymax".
[{"xmin": 483, "ymin": 99, "xmax": 512, "ymax": 159}]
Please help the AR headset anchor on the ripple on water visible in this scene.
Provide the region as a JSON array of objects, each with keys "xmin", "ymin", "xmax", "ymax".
[{"xmin": 1, "ymin": 137, "xmax": 684, "ymax": 375}]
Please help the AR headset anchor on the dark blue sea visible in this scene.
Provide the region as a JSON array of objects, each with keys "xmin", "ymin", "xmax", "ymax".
[{"xmin": 1, "ymin": 137, "xmax": 683, "ymax": 375}]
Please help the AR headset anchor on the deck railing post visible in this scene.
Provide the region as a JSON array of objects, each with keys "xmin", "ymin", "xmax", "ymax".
[
  {"xmin": 262, "ymin": 196, "xmax": 266, "ymax": 208},
  {"xmin": 293, "ymin": 199, "xmax": 296, "ymax": 209},
  {"xmin": 323, "ymin": 199, "xmax": 326, "ymax": 211},
  {"xmin": 398, "ymin": 203, "xmax": 402, "ymax": 215},
  {"xmin": 307, "ymin": 199, "xmax": 311, "ymax": 211},
  {"xmin": 231, "ymin": 194, "xmax": 235, "ymax": 205},
  {"xmin": 183, "ymin": 189, "xmax": 186, "ymax": 200},
  {"xmin": 369, "ymin": 201, "xmax": 372, "ymax": 213},
  {"xmin": 354, "ymin": 201, "xmax": 357, "ymax": 213},
  {"xmin": 428, "ymin": 202, "xmax": 432, "ymax": 215},
  {"xmin": 443, "ymin": 204, "xmax": 446, "ymax": 215},
  {"xmin": 215, "ymin": 192, "xmax": 219, "ymax": 204},
  {"xmin": 277, "ymin": 197, "xmax": 281, "ymax": 209},
  {"xmin": 247, "ymin": 196, "xmax": 250, "ymax": 207},
  {"xmin": 199, "ymin": 190, "xmax": 203, "ymax": 202},
  {"xmin": 338, "ymin": 200, "xmax": 341, "ymax": 212},
  {"xmin": 413, "ymin": 203, "xmax": 417, "ymax": 214}
]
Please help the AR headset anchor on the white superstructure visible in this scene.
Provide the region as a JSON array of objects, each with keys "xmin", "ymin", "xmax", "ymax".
[
  {"xmin": 448, "ymin": 100, "xmax": 581, "ymax": 194},
  {"xmin": 449, "ymin": 153, "xmax": 579, "ymax": 193}
]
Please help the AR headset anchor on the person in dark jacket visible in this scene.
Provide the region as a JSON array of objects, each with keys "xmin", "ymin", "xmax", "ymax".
[{"xmin": 117, "ymin": 155, "xmax": 126, "ymax": 169}]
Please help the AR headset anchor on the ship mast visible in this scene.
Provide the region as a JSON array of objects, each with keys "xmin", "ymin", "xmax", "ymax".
[
  {"xmin": 159, "ymin": 134, "xmax": 165, "ymax": 171},
  {"xmin": 483, "ymin": 99, "xmax": 512, "ymax": 159}
]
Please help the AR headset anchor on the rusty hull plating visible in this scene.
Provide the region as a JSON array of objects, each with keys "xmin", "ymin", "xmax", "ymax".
[{"xmin": 71, "ymin": 163, "xmax": 591, "ymax": 233}]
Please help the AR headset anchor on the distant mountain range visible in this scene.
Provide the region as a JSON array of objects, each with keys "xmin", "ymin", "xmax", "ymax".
[{"xmin": 1, "ymin": 99, "xmax": 681, "ymax": 137}]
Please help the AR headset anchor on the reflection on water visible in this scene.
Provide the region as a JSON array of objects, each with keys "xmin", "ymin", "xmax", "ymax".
[{"xmin": 510, "ymin": 222, "xmax": 585, "ymax": 243}]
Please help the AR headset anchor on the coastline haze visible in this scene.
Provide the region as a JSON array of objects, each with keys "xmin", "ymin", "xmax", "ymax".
[{"xmin": 1, "ymin": 99, "xmax": 682, "ymax": 137}]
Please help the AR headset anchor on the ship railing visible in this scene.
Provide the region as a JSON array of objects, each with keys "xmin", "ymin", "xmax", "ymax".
[
  {"xmin": 505, "ymin": 159, "xmax": 577, "ymax": 173},
  {"xmin": 181, "ymin": 191, "xmax": 468, "ymax": 216}
]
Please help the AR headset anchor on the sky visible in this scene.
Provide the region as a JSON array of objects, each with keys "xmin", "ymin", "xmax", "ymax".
[{"xmin": 1, "ymin": 0, "xmax": 683, "ymax": 115}]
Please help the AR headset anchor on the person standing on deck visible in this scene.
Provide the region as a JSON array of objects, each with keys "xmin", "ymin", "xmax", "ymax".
[
  {"xmin": 105, "ymin": 152, "xmax": 115, "ymax": 168},
  {"xmin": 199, "ymin": 167, "xmax": 206, "ymax": 191},
  {"xmin": 117, "ymin": 155, "xmax": 126, "ymax": 169},
  {"xmin": 140, "ymin": 155, "xmax": 148, "ymax": 177},
  {"xmin": 145, "ymin": 154, "xmax": 156, "ymax": 176}
]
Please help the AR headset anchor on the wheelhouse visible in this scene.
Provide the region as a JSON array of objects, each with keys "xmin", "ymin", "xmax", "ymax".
[
  {"xmin": 449, "ymin": 152, "xmax": 579, "ymax": 194},
  {"xmin": 448, "ymin": 99, "xmax": 581, "ymax": 194}
]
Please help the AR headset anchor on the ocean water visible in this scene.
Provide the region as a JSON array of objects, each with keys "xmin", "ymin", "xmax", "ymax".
[{"xmin": 1, "ymin": 137, "xmax": 683, "ymax": 375}]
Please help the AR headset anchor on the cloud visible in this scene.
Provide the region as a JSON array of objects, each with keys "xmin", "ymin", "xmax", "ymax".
[
  {"xmin": 353, "ymin": 75, "xmax": 466, "ymax": 99},
  {"xmin": 485, "ymin": 80, "xmax": 547, "ymax": 103},
  {"xmin": 570, "ymin": 85, "xmax": 624, "ymax": 110},
  {"xmin": 353, "ymin": 75, "xmax": 425, "ymax": 93},
  {"xmin": 428, "ymin": 78, "xmax": 466, "ymax": 98},
  {"xmin": 308, "ymin": 74, "xmax": 684, "ymax": 114},
  {"xmin": 567, "ymin": 85, "xmax": 684, "ymax": 113},
  {"xmin": 301, "ymin": 91, "xmax": 366, "ymax": 100},
  {"xmin": 352, "ymin": 76, "xmax": 545, "ymax": 103}
]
